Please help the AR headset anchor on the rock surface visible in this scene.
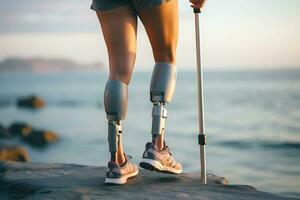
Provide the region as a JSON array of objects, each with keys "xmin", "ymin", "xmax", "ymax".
[{"xmin": 0, "ymin": 161, "xmax": 295, "ymax": 200}]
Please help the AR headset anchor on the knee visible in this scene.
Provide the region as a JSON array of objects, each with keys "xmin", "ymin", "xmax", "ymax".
[
  {"xmin": 153, "ymin": 45, "xmax": 176, "ymax": 64},
  {"xmin": 109, "ymin": 67, "xmax": 132, "ymax": 85},
  {"xmin": 109, "ymin": 61, "xmax": 135, "ymax": 85}
]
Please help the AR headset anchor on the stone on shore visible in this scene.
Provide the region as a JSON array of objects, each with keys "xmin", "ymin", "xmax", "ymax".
[
  {"xmin": 16, "ymin": 95, "xmax": 45, "ymax": 109},
  {"xmin": 0, "ymin": 124, "xmax": 11, "ymax": 138},
  {"xmin": 0, "ymin": 161, "xmax": 295, "ymax": 200},
  {"xmin": 0, "ymin": 146, "xmax": 30, "ymax": 162},
  {"xmin": 6, "ymin": 122, "xmax": 58, "ymax": 147},
  {"xmin": 22, "ymin": 130, "xmax": 58, "ymax": 147},
  {"xmin": 8, "ymin": 122, "xmax": 32, "ymax": 137}
]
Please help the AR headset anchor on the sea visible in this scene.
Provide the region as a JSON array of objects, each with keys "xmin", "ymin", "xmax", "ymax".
[{"xmin": 0, "ymin": 69, "xmax": 299, "ymax": 197}]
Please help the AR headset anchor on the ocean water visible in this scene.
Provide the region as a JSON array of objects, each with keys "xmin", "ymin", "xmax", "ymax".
[{"xmin": 0, "ymin": 69, "xmax": 299, "ymax": 197}]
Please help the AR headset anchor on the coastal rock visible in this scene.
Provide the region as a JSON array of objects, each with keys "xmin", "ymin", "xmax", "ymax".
[
  {"xmin": 16, "ymin": 95, "xmax": 45, "ymax": 109},
  {"xmin": 0, "ymin": 124, "xmax": 11, "ymax": 138},
  {"xmin": 0, "ymin": 161, "xmax": 295, "ymax": 200},
  {"xmin": 7, "ymin": 122, "xmax": 59, "ymax": 147},
  {"xmin": 8, "ymin": 122, "xmax": 32, "ymax": 137},
  {"xmin": 0, "ymin": 146, "xmax": 30, "ymax": 162},
  {"xmin": 22, "ymin": 130, "xmax": 58, "ymax": 147}
]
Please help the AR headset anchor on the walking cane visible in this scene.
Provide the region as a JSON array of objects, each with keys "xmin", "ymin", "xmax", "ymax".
[{"xmin": 194, "ymin": 7, "xmax": 207, "ymax": 184}]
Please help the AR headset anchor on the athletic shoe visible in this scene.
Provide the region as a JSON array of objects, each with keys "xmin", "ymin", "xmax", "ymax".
[
  {"xmin": 139, "ymin": 142, "xmax": 182, "ymax": 174},
  {"xmin": 105, "ymin": 156, "xmax": 139, "ymax": 185}
]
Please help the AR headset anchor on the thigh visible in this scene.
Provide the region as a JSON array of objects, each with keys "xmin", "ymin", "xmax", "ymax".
[
  {"xmin": 96, "ymin": 6, "xmax": 138, "ymax": 83},
  {"xmin": 137, "ymin": 0, "xmax": 178, "ymax": 64}
]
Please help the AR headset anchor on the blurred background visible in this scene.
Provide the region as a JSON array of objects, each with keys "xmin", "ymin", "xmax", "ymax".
[{"xmin": 0, "ymin": 0, "xmax": 299, "ymax": 198}]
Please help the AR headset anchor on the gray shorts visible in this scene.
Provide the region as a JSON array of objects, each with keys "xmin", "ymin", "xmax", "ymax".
[{"xmin": 91, "ymin": 0, "xmax": 171, "ymax": 12}]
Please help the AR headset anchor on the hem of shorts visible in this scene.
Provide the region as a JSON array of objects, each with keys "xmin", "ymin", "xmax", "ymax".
[
  {"xmin": 136, "ymin": 0, "xmax": 173, "ymax": 12},
  {"xmin": 90, "ymin": 3, "xmax": 131, "ymax": 12},
  {"xmin": 90, "ymin": 4, "xmax": 108, "ymax": 12},
  {"xmin": 90, "ymin": 0, "xmax": 173, "ymax": 12}
]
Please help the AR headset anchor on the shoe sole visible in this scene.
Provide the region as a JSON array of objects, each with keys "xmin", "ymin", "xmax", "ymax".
[
  {"xmin": 140, "ymin": 158, "xmax": 182, "ymax": 174},
  {"xmin": 105, "ymin": 169, "xmax": 139, "ymax": 185}
]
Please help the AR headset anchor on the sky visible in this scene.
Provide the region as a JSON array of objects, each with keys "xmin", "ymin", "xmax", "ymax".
[{"xmin": 0, "ymin": 0, "xmax": 299, "ymax": 70}]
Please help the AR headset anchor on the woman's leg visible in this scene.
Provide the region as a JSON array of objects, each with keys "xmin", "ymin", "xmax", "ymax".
[
  {"xmin": 138, "ymin": 0, "xmax": 178, "ymax": 64},
  {"xmin": 96, "ymin": 6, "xmax": 137, "ymax": 165},
  {"xmin": 138, "ymin": 0, "xmax": 178, "ymax": 149},
  {"xmin": 96, "ymin": 7, "xmax": 137, "ymax": 85}
]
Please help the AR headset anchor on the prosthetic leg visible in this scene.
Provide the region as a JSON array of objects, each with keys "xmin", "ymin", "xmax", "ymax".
[
  {"xmin": 150, "ymin": 63, "xmax": 177, "ymax": 144},
  {"xmin": 140, "ymin": 63, "xmax": 182, "ymax": 174},
  {"xmin": 104, "ymin": 80, "xmax": 128, "ymax": 161}
]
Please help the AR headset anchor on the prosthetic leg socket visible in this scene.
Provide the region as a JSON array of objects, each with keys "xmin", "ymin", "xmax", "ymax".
[
  {"xmin": 104, "ymin": 80, "xmax": 128, "ymax": 160},
  {"xmin": 150, "ymin": 63, "xmax": 176, "ymax": 140}
]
